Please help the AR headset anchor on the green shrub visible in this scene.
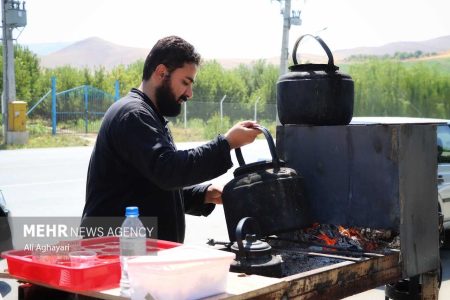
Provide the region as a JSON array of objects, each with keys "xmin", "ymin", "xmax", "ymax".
[
  {"xmin": 28, "ymin": 119, "xmax": 51, "ymax": 136},
  {"xmin": 203, "ymin": 113, "xmax": 231, "ymax": 140},
  {"xmin": 187, "ymin": 118, "xmax": 205, "ymax": 130}
]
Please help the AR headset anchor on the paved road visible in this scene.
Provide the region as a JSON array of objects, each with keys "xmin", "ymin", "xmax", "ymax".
[{"xmin": 0, "ymin": 143, "xmax": 449, "ymax": 299}]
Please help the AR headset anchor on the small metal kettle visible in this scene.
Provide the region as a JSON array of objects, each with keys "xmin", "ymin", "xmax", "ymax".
[{"xmin": 229, "ymin": 217, "xmax": 283, "ymax": 278}]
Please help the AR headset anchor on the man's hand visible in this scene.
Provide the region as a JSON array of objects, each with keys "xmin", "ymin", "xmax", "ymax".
[
  {"xmin": 204, "ymin": 184, "xmax": 223, "ymax": 205},
  {"xmin": 224, "ymin": 120, "xmax": 261, "ymax": 149}
]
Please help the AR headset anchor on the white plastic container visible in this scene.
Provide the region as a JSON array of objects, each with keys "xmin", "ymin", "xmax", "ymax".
[
  {"xmin": 127, "ymin": 245, "xmax": 235, "ymax": 300},
  {"xmin": 68, "ymin": 250, "xmax": 97, "ymax": 267}
]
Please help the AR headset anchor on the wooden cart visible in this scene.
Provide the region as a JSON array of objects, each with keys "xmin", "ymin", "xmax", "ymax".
[{"xmin": 0, "ymin": 251, "xmax": 440, "ymax": 300}]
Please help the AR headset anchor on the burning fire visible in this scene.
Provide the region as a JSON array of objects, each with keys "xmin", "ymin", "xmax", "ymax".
[
  {"xmin": 303, "ymin": 223, "xmax": 387, "ymax": 252},
  {"xmin": 316, "ymin": 233, "xmax": 337, "ymax": 246}
]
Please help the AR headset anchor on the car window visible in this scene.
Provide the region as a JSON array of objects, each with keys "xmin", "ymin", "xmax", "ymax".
[{"xmin": 437, "ymin": 124, "xmax": 450, "ymax": 164}]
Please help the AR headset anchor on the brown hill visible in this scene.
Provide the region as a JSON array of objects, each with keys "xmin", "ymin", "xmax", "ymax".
[{"xmin": 39, "ymin": 37, "xmax": 149, "ymax": 70}]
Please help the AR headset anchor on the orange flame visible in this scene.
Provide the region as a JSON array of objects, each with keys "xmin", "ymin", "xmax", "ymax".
[
  {"xmin": 338, "ymin": 225, "xmax": 378, "ymax": 251},
  {"xmin": 317, "ymin": 233, "xmax": 337, "ymax": 246},
  {"xmin": 304, "ymin": 223, "xmax": 381, "ymax": 252},
  {"xmin": 338, "ymin": 226, "xmax": 350, "ymax": 238}
]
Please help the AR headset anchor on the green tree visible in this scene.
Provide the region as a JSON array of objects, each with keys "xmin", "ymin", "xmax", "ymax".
[
  {"xmin": 192, "ymin": 60, "xmax": 227, "ymax": 101},
  {"xmin": 107, "ymin": 60, "xmax": 143, "ymax": 97},
  {"xmin": 0, "ymin": 45, "xmax": 41, "ymax": 102},
  {"xmin": 234, "ymin": 60, "xmax": 278, "ymax": 104}
]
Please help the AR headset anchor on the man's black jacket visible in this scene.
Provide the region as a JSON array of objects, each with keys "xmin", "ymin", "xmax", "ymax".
[{"xmin": 81, "ymin": 89, "xmax": 233, "ymax": 243}]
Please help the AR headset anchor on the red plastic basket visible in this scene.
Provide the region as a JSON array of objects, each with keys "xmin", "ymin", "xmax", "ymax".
[{"xmin": 1, "ymin": 236, "xmax": 180, "ymax": 291}]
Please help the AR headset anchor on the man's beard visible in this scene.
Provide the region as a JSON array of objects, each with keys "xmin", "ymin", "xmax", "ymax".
[{"xmin": 155, "ymin": 79, "xmax": 182, "ymax": 117}]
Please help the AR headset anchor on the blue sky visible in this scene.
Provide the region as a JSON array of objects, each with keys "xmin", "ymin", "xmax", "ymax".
[{"xmin": 10, "ymin": 0, "xmax": 450, "ymax": 58}]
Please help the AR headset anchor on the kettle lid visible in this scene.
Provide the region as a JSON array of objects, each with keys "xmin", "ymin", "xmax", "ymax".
[{"xmin": 231, "ymin": 234, "xmax": 272, "ymax": 258}]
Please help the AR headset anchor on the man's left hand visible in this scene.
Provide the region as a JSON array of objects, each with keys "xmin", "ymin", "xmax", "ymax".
[{"xmin": 204, "ymin": 184, "xmax": 223, "ymax": 205}]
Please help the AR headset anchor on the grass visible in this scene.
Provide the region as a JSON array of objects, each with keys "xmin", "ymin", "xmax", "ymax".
[
  {"xmin": 0, "ymin": 117, "xmax": 93, "ymax": 149},
  {"xmin": 169, "ymin": 126, "xmax": 204, "ymax": 142},
  {"xmin": 403, "ymin": 57, "xmax": 450, "ymax": 72},
  {"xmin": 0, "ymin": 134, "xmax": 91, "ymax": 150}
]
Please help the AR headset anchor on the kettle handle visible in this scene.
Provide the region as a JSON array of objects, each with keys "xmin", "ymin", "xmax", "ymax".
[
  {"xmin": 235, "ymin": 126, "xmax": 280, "ymax": 172},
  {"xmin": 292, "ymin": 34, "xmax": 335, "ymax": 69},
  {"xmin": 235, "ymin": 217, "xmax": 261, "ymax": 258}
]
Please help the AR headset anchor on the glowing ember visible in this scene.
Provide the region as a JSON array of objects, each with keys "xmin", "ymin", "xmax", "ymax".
[
  {"xmin": 297, "ymin": 224, "xmax": 397, "ymax": 252},
  {"xmin": 317, "ymin": 233, "xmax": 337, "ymax": 246}
]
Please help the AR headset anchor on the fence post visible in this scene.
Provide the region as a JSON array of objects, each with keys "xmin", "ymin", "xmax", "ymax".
[
  {"xmin": 219, "ymin": 95, "xmax": 227, "ymax": 122},
  {"xmin": 254, "ymin": 97, "xmax": 260, "ymax": 121},
  {"xmin": 114, "ymin": 80, "xmax": 120, "ymax": 101},
  {"xmin": 51, "ymin": 76, "xmax": 56, "ymax": 135},
  {"xmin": 183, "ymin": 102, "xmax": 187, "ymax": 129},
  {"xmin": 84, "ymin": 85, "xmax": 89, "ymax": 134}
]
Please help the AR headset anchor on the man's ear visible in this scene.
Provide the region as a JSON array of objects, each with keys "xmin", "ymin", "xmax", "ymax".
[{"xmin": 154, "ymin": 64, "xmax": 168, "ymax": 79}]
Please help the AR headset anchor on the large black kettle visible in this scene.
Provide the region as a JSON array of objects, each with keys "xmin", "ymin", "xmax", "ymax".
[
  {"xmin": 277, "ymin": 34, "xmax": 354, "ymax": 125},
  {"xmin": 222, "ymin": 126, "xmax": 311, "ymax": 241}
]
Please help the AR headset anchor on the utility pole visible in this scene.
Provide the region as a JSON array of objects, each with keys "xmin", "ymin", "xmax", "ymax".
[
  {"xmin": 277, "ymin": 0, "xmax": 302, "ymax": 75},
  {"xmin": 279, "ymin": 0, "xmax": 291, "ymax": 76},
  {"xmin": 1, "ymin": 0, "xmax": 27, "ymax": 143}
]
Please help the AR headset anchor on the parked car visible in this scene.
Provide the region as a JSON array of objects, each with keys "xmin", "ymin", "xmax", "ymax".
[
  {"xmin": 351, "ymin": 117, "xmax": 450, "ymax": 232},
  {"xmin": 437, "ymin": 122, "xmax": 450, "ymax": 229},
  {"xmin": 0, "ymin": 190, "xmax": 13, "ymax": 253}
]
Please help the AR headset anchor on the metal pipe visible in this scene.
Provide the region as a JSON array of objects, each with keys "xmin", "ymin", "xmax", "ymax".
[
  {"xmin": 254, "ymin": 97, "xmax": 260, "ymax": 121},
  {"xmin": 27, "ymin": 90, "xmax": 51, "ymax": 115},
  {"xmin": 219, "ymin": 95, "xmax": 227, "ymax": 122},
  {"xmin": 51, "ymin": 77, "xmax": 57, "ymax": 135},
  {"xmin": 114, "ymin": 80, "xmax": 120, "ymax": 101},
  {"xmin": 55, "ymin": 85, "xmax": 85, "ymax": 96},
  {"xmin": 84, "ymin": 85, "xmax": 89, "ymax": 134},
  {"xmin": 183, "ymin": 102, "xmax": 187, "ymax": 129}
]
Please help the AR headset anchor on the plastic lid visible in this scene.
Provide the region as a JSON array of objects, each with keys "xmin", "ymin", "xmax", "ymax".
[{"xmin": 125, "ymin": 206, "xmax": 139, "ymax": 217}]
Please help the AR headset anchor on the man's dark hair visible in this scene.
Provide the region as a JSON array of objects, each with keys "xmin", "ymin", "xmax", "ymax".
[{"xmin": 142, "ymin": 36, "xmax": 201, "ymax": 81}]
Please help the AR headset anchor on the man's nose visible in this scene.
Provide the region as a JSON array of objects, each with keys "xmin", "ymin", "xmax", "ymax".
[{"xmin": 185, "ymin": 86, "xmax": 193, "ymax": 99}]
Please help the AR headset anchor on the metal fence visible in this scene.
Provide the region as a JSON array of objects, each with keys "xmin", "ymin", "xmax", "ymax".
[
  {"xmin": 24, "ymin": 78, "xmax": 277, "ymax": 135},
  {"xmin": 54, "ymin": 85, "xmax": 115, "ymax": 134},
  {"xmin": 168, "ymin": 101, "xmax": 277, "ymax": 127},
  {"xmin": 26, "ymin": 77, "xmax": 117, "ymax": 135}
]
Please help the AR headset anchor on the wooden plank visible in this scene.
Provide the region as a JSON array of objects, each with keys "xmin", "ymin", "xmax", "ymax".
[
  {"xmin": 285, "ymin": 252, "xmax": 400, "ymax": 299},
  {"xmin": 2, "ymin": 267, "xmax": 287, "ymax": 300},
  {"xmin": 293, "ymin": 265, "xmax": 401, "ymax": 300},
  {"xmin": 421, "ymin": 270, "xmax": 439, "ymax": 300},
  {"xmin": 205, "ymin": 273, "xmax": 288, "ymax": 300},
  {"xmin": 0, "ymin": 260, "xmax": 11, "ymax": 279}
]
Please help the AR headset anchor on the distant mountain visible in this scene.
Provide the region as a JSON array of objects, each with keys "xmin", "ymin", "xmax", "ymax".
[
  {"xmin": 39, "ymin": 37, "xmax": 149, "ymax": 70},
  {"xmin": 334, "ymin": 35, "xmax": 450, "ymax": 60},
  {"xmin": 38, "ymin": 35, "xmax": 450, "ymax": 70}
]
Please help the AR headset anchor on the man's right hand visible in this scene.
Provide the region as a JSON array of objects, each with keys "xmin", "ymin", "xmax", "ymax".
[{"xmin": 224, "ymin": 121, "xmax": 261, "ymax": 149}]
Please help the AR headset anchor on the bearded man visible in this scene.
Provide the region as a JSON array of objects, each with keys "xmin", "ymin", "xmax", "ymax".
[{"xmin": 81, "ymin": 36, "xmax": 260, "ymax": 243}]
